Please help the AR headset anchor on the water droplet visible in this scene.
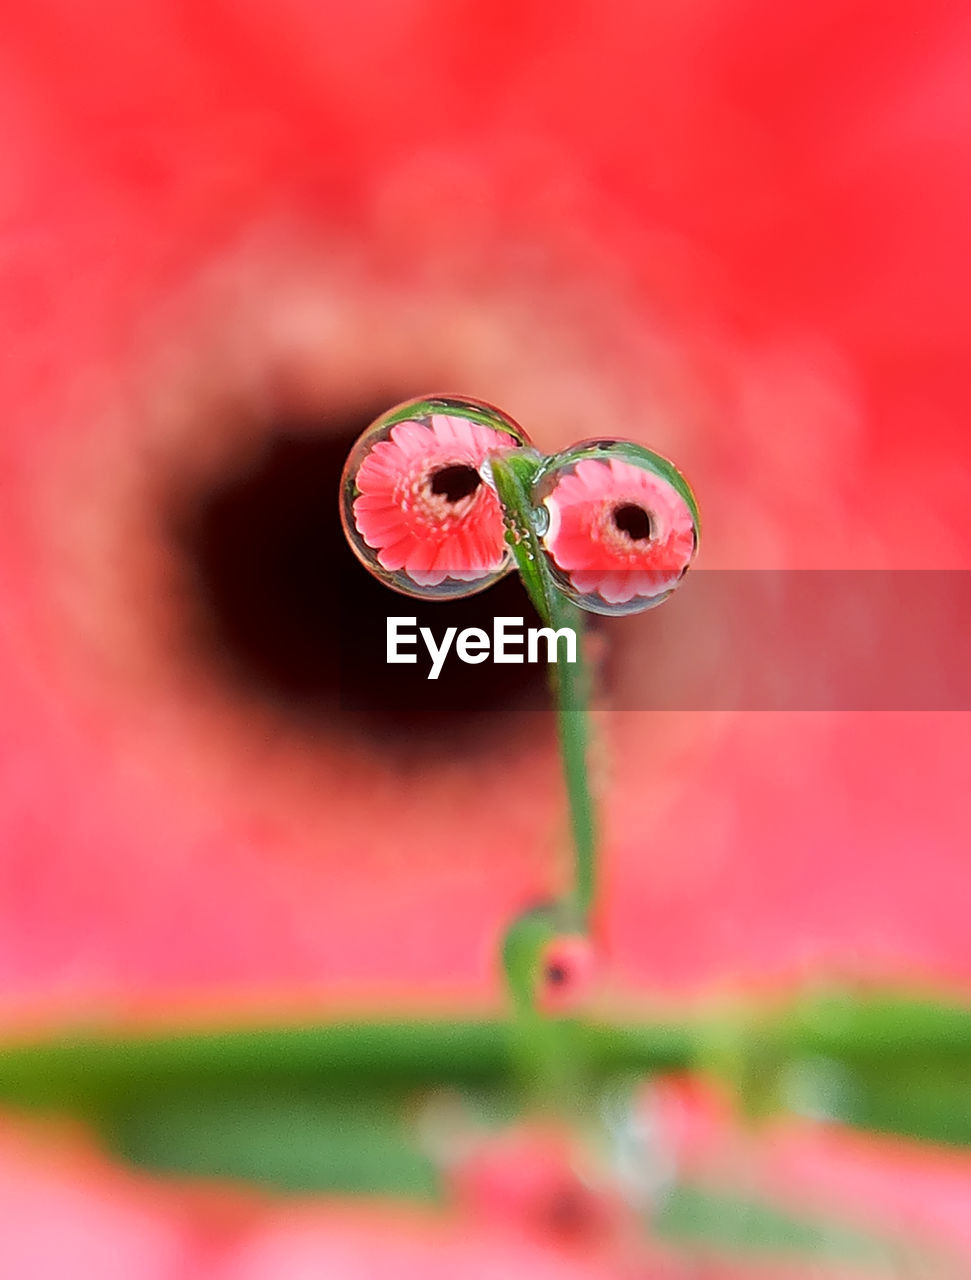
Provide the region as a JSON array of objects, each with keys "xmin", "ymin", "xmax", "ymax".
[
  {"xmin": 530, "ymin": 504, "xmax": 550, "ymax": 537},
  {"xmin": 532, "ymin": 439, "xmax": 699, "ymax": 616},
  {"xmin": 340, "ymin": 395, "xmax": 532, "ymax": 599}
]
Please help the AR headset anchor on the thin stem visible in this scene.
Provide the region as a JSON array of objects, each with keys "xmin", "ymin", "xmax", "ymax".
[
  {"xmin": 488, "ymin": 452, "xmax": 599, "ymax": 931},
  {"xmin": 548, "ymin": 596, "xmax": 597, "ymax": 928}
]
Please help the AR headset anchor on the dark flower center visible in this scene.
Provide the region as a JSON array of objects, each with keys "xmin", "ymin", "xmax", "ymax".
[
  {"xmin": 172, "ymin": 404, "xmax": 543, "ymax": 755},
  {"xmin": 429, "ymin": 464, "xmax": 481, "ymax": 503},
  {"xmin": 612, "ymin": 503, "xmax": 653, "ymax": 541},
  {"xmin": 544, "ymin": 961, "xmax": 569, "ymax": 986}
]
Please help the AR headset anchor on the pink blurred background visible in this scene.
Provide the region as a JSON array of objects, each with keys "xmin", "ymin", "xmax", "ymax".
[{"xmin": 1, "ymin": 0, "xmax": 970, "ymax": 1274}]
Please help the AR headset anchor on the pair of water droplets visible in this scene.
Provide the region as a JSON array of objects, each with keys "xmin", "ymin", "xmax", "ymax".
[{"xmin": 340, "ymin": 395, "xmax": 699, "ymax": 616}]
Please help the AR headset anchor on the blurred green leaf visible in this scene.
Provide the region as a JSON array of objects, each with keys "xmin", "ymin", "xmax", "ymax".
[
  {"xmin": 3, "ymin": 991, "xmax": 971, "ymax": 1176},
  {"xmin": 0, "ymin": 1020, "xmax": 514, "ymax": 1111},
  {"xmin": 815, "ymin": 1058, "xmax": 971, "ymax": 1148}
]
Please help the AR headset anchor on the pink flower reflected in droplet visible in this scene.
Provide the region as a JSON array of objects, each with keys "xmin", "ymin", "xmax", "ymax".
[
  {"xmin": 352, "ymin": 414, "xmax": 516, "ymax": 588},
  {"xmin": 543, "ymin": 457, "xmax": 696, "ymax": 607}
]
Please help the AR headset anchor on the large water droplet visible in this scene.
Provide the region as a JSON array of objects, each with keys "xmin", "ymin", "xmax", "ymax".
[{"xmin": 340, "ymin": 395, "xmax": 532, "ymax": 600}]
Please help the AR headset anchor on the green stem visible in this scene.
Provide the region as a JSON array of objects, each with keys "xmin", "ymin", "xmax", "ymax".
[
  {"xmin": 488, "ymin": 452, "xmax": 599, "ymax": 931},
  {"xmin": 549, "ymin": 598, "xmax": 597, "ymax": 928}
]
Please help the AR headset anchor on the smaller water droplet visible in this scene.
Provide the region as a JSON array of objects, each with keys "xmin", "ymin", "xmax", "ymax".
[
  {"xmin": 531, "ymin": 504, "xmax": 550, "ymax": 537},
  {"xmin": 532, "ymin": 439, "xmax": 699, "ymax": 616}
]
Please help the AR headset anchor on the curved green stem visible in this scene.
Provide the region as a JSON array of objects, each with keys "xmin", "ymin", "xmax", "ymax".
[
  {"xmin": 488, "ymin": 452, "xmax": 599, "ymax": 931},
  {"xmin": 548, "ymin": 600, "xmax": 596, "ymax": 928}
]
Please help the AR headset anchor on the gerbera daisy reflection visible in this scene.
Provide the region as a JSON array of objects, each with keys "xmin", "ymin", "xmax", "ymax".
[
  {"xmin": 342, "ymin": 399, "xmax": 529, "ymax": 598},
  {"xmin": 539, "ymin": 445, "xmax": 699, "ymax": 614}
]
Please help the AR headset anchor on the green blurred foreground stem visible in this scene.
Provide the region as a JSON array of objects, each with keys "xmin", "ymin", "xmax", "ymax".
[{"xmin": 4, "ymin": 991, "xmax": 971, "ymax": 1147}]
